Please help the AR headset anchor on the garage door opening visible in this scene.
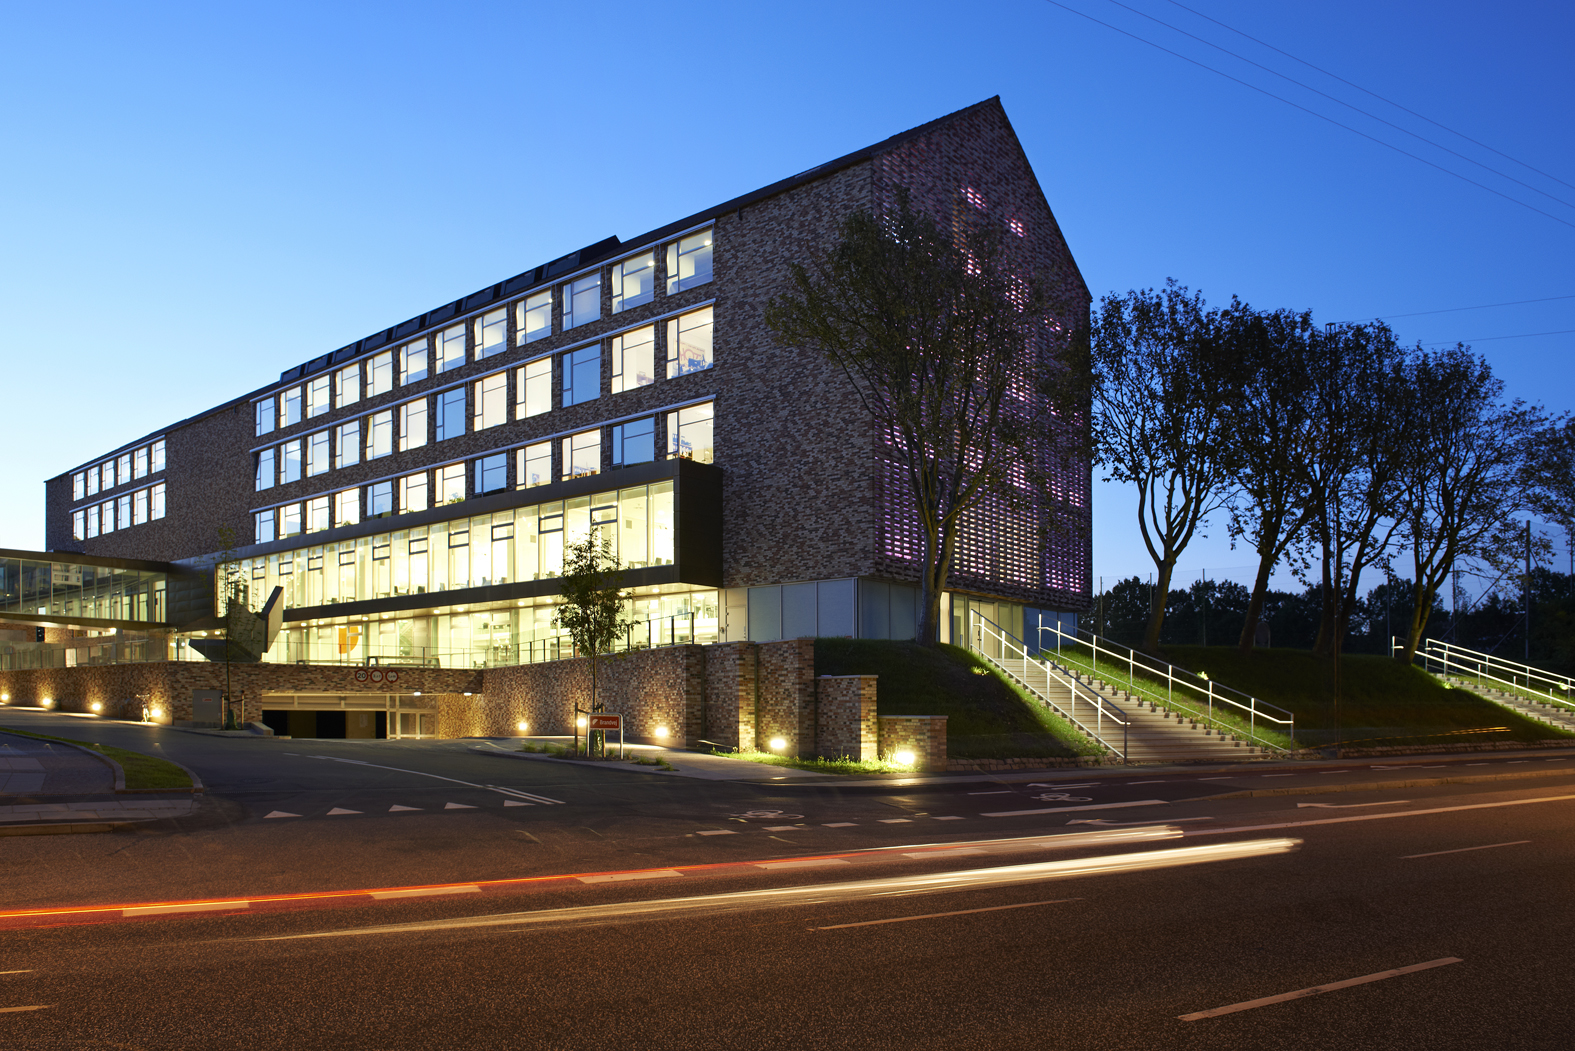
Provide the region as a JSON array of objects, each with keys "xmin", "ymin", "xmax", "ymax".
[{"xmin": 259, "ymin": 694, "xmax": 439, "ymax": 739}]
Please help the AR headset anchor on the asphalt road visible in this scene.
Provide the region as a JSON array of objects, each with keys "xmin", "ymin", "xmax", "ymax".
[{"xmin": 4, "ymin": 713, "xmax": 1575, "ymax": 1048}]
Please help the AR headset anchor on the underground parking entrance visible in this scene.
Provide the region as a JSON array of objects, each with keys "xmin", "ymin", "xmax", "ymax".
[{"xmin": 259, "ymin": 693, "xmax": 440, "ymax": 740}]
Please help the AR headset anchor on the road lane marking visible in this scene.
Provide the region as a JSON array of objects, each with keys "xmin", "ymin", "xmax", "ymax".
[
  {"xmin": 1178, "ymin": 957, "xmax": 1462, "ymax": 1020},
  {"xmin": 815, "ymin": 898, "xmax": 1079, "ymax": 930},
  {"xmin": 579, "ymin": 870, "xmax": 684, "ymax": 884},
  {"xmin": 503, "ymin": 800, "xmax": 531, "ymax": 807},
  {"xmin": 983, "ymin": 799, "xmax": 1168, "ymax": 818},
  {"xmin": 1200, "ymin": 777, "xmax": 1233, "ymax": 781},
  {"xmin": 123, "ymin": 901, "xmax": 250, "ymax": 917},
  {"xmin": 1026, "ymin": 783, "xmax": 1098, "ymax": 790},
  {"xmin": 1261, "ymin": 774, "xmax": 1293, "ymax": 778},
  {"xmin": 0, "ymin": 970, "xmax": 32, "ymax": 975},
  {"xmin": 1297, "ymin": 801, "xmax": 1410, "ymax": 809},
  {"xmin": 263, "ymin": 811, "xmax": 299, "ymax": 819},
  {"xmin": 696, "ymin": 830, "xmax": 736, "ymax": 836},
  {"xmin": 903, "ymin": 847, "xmax": 986, "ymax": 859},
  {"xmin": 879, "ymin": 818, "xmax": 912, "ymax": 824},
  {"xmin": 509, "ymin": 792, "xmax": 567, "ymax": 805},
  {"xmin": 1128, "ymin": 780, "xmax": 1168, "ymax": 785},
  {"xmin": 303, "ymin": 755, "xmax": 564, "ymax": 803},
  {"xmin": 757, "ymin": 859, "xmax": 851, "ymax": 870},
  {"xmin": 0, "ymin": 1005, "xmax": 51, "ymax": 1013},
  {"xmin": 1185, "ymin": 794, "xmax": 1575, "ymax": 838},
  {"xmin": 1068, "ymin": 817, "xmax": 1213, "ymax": 827},
  {"xmin": 389, "ymin": 805, "xmax": 421, "ymax": 812},
  {"xmin": 371, "ymin": 886, "xmax": 480, "ymax": 899},
  {"xmin": 326, "ymin": 808, "xmax": 361, "ymax": 816},
  {"xmin": 823, "ymin": 822, "xmax": 857, "ymax": 827},
  {"xmin": 764, "ymin": 826, "xmax": 804, "ymax": 831},
  {"xmin": 933, "ymin": 816, "xmax": 964, "ymax": 821},
  {"xmin": 1402, "ymin": 841, "xmax": 1530, "ymax": 859},
  {"xmin": 444, "ymin": 803, "xmax": 476, "ymax": 810},
  {"xmin": 969, "ymin": 791, "xmax": 1013, "ymax": 795}
]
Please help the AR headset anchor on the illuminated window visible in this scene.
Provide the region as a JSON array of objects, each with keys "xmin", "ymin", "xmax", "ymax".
[
  {"xmin": 517, "ymin": 441, "xmax": 552, "ymax": 489},
  {"xmin": 563, "ymin": 345, "xmax": 600, "ymax": 406},
  {"xmin": 474, "ymin": 372, "xmax": 507, "ymax": 431},
  {"xmin": 306, "ymin": 496, "xmax": 330, "ymax": 533},
  {"xmin": 666, "ymin": 307, "xmax": 713, "ymax": 377},
  {"xmin": 439, "ymin": 464, "xmax": 466, "ymax": 505},
  {"xmin": 367, "ymin": 351, "xmax": 393, "ymax": 397},
  {"xmin": 516, "ymin": 357, "xmax": 552, "ymax": 418},
  {"xmin": 256, "ymin": 397, "xmax": 276, "ymax": 436},
  {"xmin": 612, "ymin": 253, "xmax": 654, "ymax": 313},
  {"xmin": 612, "ymin": 326, "xmax": 655, "ymax": 393},
  {"xmin": 963, "ymin": 186, "xmax": 986, "ymax": 210},
  {"xmin": 518, "ymin": 290, "xmax": 552, "ymax": 344},
  {"xmin": 307, "ymin": 430, "xmax": 330, "ymax": 476},
  {"xmin": 667, "ymin": 402, "xmax": 713, "ymax": 463},
  {"xmin": 563, "ymin": 274, "xmax": 601, "ymax": 330},
  {"xmin": 367, "ymin": 410, "xmax": 393, "ymax": 459},
  {"xmin": 612, "ymin": 417, "xmax": 655, "ymax": 466},
  {"xmin": 255, "ymin": 509, "xmax": 276, "ymax": 544},
  {"xmin": 434, "ymin": 388, "xmax": 467, "ymax": 441},
  {"xmin": 336, "ymin": 364, "xmax": 361, "ymax": 408},
  {"xmin": 437, "ymin": 324, "xmax": 467, "ymax": 373},
  {"xmin": 307, "ymin": 375, "xmax": 331, "ymax": 418},
  {"xmin": 368, "ymin": 481, "xmax": 393, "ymax": 518},
  {"xmin": 475, "ymin": 308, "xmax": 507, "ymax": 360},
  {"xmin": 280, "ymin": 386, "xmax": 302, "ymax": 428},
  {"xmin": 666, "ymin": 230, "xmax": 713, "ymax": 294},
  {"xmin": 255, "ymin": 448, "xmax": 276, "ymax": 491},
  {"xmin": 478, "ymin": 453, "xmax": 507, "ymax": 494},
  {"xmin": 1009, "ymin": 218, "xmax": 1026, "ymax": 237},
  {"xmin": 336, "ymin": 420, "xmax": 360, "ymax": 469},
  {"xmin": 399, "ymin": 398, "xmax": 428, "ymax": 451},
  {"xmin": 562, "ymin": 429, "xmax": 600, "ymax": 480},
  {"xmin": 400, "ymin": 473, "xmax": 429, "ymax": 514},
  {"xmin": 335, "ymin": 488, "xmax": 360, "ymax": 528},
  {"xmin": 280, "ymin": 503, "xmax": 303, "ymax": 538},
  {"xmin": 400, "ymin": 340, "xmax": 429, "ymax": 385}
]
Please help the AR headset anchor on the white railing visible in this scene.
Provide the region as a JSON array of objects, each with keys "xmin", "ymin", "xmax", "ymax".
[
  {"xmin": 1036, "ymin": 622, "xmax": 1295, "ymax": 753},
  {"xmin": 969, "ymin": 610, "xmax": 1129, "ymax": 761},
  {"xmin": 1406, "ymin": 638, "xmax": 1575, "ymax": 713}
]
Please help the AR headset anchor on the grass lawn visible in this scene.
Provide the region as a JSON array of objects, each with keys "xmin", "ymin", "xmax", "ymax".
[
  {"xmin": 1162, "ymin": 646, "xmax": 1571, "ymax": 748},
  {"xmin": 814, "ymin": 639, "xmax": 1104, "ymax": 758},
  {"xmin": 0, "ymin": 725, "xmax": 194, "ymax": 790}
]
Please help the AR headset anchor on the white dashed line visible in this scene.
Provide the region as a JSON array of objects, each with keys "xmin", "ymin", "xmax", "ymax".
[
  {"xmin": 1403, "ymin": 841, "xmax": 1529, "ymax": 859},
  {"xmin": 264, "ymin": 811, "xmax": 300, "ymax": 819},
  {"xmin": 879, "ymin": 818, "xmax": 912, "ymax": 824},
  {"xmin": 757, "ymin": 859, "xmax": 850, "ymax": 870},
  {"xmin": 371, "ymin": 885, "xmax": 480, "ymax": 899},
  {"xmin": 1179, "ymin": 958, "xmax": 1462, "ymax": 1021},
  {"xmin": 982, "ymin": 799, "xmax": 1168, "ymax": 818},
  {"xmin": 824, "ymin": 822, "xmax": 857, "ymax": 827},
  {"xmin": 327, "ymin": 808, "xmax": 361, "ymax": 816},
  {"xmin": 444, "ymin": 803, "xmax": 476, "ymax": 810},
  {"xmin": 389, "ymin": 805, "xmax": 421, "ymax": 812},
  {"xmin": 933, "ymin": 816, "xmax": 964, "ymax": 821},
  {"xmin": 764, "ymin": 825, "xmax": 803, "ymax": 832},
  {"xmin": 123, "ymin": 901, "xmax": 249, "ymax": 917},
  {"xmin": 696, "ymin": 830, "xmax": 736, "ymax": 836},
  {"xmin": 579, "ymin": 870, "xmax": 684, "ymax": 884}
]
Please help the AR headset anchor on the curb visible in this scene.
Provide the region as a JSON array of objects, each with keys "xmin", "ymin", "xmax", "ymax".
[
  {"xmin": 0, "ymin": 730, "xmax": 204, "ymax": 795},
  {"xmin": 0, "ymin": 822, "xmax": 129, "ymax": 837},
  {"xmin": 1200, "ymin": 765, "xmax": 1575, "ymax": 800}
]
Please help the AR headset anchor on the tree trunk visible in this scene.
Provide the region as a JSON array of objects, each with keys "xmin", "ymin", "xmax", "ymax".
[
  {"xmin": 1237, "ymin": 549, "xmax": 1277, "ymax": 654},
  {"xmin": 1141, "ymin": 557, "xmax": 1176, "ymax": 655},
  {"xmin": 1399, "ymin": 576, "xmax": 1437, "ymax": 664}
]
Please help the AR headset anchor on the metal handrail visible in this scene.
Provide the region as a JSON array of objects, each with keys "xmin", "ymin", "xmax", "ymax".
[
  {"xmin": 1036, "ymin": 621, "xmax": 1295, "ymax": 753},
  {"xmin": 1406, "ymin": 637, "xmax": 1575, "ymax": 712},
  {"xmin": 970, "ymin": 610, "xmax": 1129, "ymax": 761}
]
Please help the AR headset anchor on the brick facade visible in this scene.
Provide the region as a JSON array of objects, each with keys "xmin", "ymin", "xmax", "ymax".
[
  {"xmin": 816, "ymin": 674, "xmax": 877, "ymax": 760},
  {"xmin": 878, "ymin": 715, "xmax": 949, "ymax": 772}
]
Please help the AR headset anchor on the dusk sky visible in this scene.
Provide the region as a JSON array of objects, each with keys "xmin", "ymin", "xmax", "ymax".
[{"xmin": 2, "ymin": 0, "xmax": 1570, "ymax": 605}]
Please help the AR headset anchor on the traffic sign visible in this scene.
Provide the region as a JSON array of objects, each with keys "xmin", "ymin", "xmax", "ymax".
[{"xmin": 587, "ymin": 714, "xmax": 622, "ymax": 731}]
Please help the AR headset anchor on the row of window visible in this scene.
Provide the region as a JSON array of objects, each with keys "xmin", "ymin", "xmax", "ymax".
[
  {"xmin": 71, "ymin": 440, "xmax": 167, "ymax": 503},
  {"xmin": 242, "ymin": 482, "xmax": 678, "ymax": 612},
  {"xmin": 70, "ymin": 484, "xmax": 167, "ymax": 539},
  {"xmin": 253, "ymin": 308, "xmax": 714, "ymax": 491},
  {"xmin": 254, "ymin": 404, "xmax": 713, "ymax": 545},
  {"xmin": 254, "ymin": 230, "xmax": 715, "ymax": 438}
]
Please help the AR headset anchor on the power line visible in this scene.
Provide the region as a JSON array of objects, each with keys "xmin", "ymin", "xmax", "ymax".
[
  {"xmin": 1163, "ymin": 0, "xmax": 1575, "ymax": 194},
  {"xmin": 1333, "ymin": 293, "xmax": 1575, "ymax": 325},
  {"xmin": 1417, "ymin": 329, "xmax": 1575, "ymax": 347},
  {"xmin": 1038, "ymin": 0, "xmax": 1575, "ymax": 231}
]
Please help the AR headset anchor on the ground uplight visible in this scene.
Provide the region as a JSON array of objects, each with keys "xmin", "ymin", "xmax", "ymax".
[
  {"xmin": 894, "ymin": 749, "xmax": 916, "ymax": 766},
  {"xmin": 768, "ymin": 737, "xmax": 786, "ymax": 751}
]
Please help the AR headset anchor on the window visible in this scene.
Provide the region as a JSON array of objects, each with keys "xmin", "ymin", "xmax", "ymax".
[
  {"xmin": 399, "ymin": 398, "xmax": 428, "ymax": 451},
  {"xmin": 367, "ymin": 410, "xmax": 393, "ymax": 459},
  {"xmin": 307, "ymin": 375, "xmax": 331, "ymax": 418},
  {"xmin": 437, "ymin": 324, "xmax": 466, "ymax": 373},
  {"xmin": 518, "ymin": 441, "xmax": 552, "ymax": 489},
  {"xmin": 100, "ymin": 500, "xmax": 113, "ymax": 532},
  {"xmin": 335, "ymin": 488, "xmax": 360, "ymax": 528},
  {"xmin": 400, "ymin": 341, "xmax": 429, "ymax": 385},
  {"xmin": 336, "ymin": 364, "xmax": 361, "ymax": 408},
  {"xmin": 668, "ymin": 402, "xmax": 714, "ymax": 463},
  {"xmin": 611, "ymin": 326, "xmax": 655, "ymax": 393},
  {"xmin": 117, "ymin": 494, "xmax": 131, "ymax": 529},
  {"xmin": 280, "ymin": 386, "xmax": 302, "ymax": 428},
  {"xmin": 518, "ymin": 290, "xmax": 552, "ymax": 343},
  {"xmin": 475, "ymin": 309, "xmax": 506, "ymax": 360},
  {"xmin": 563, "ymin": 345, "xmax": 600, "ymax": 406},
  {"xmin": 118, "ymin": 454, "xmax": 132, "ymax": 483},
  {"xmin": 367, "ymin": 351, "xmax": 393, "ymax": 397},
  {"xmin": 281, "ymin": 440, "xmax": 302, "ymax": 484},
  {"xmin": 562, "ymin": 429, "xmax": 600, "ymax": 479},
  {"xmin": 563, "ymin": 273, "xmax": 601, "ymax": 330},
  {"xmin": 400, "ymin": 472, "xmax": 429, "ymax": 514},
  {"xmin": 99, "ymin": 462, "xmax": 113, "ymax": 491},
  {"xmin": 150, "ymin": 483, "xmax": 165, "ymax": 520},
  {"xmin": 435, "ymin": 388, "xmax": 467, "ymax": 441},
  {"xmin": 336, "ymin": 420, "xmax": 360, "ymax": 469},
  {"xmin": 478, "ymin": 453, "xmax": 507, "ymax": 494},
  {"xmin": 667, "ymin": 229, "xmax": 713, "ymax": 294},
  {"xmin": 516, "ymin": 357, "xmax": 552, "ymax": 418},
  {"xmin": 257, "ymin": 397, "xmax": 276, "ymax": 436},
  {"xmin": 474, "ymin": 372, "xmax": 507, "ymax": 431},
  {"xmin": 87, "ymin": 466, "xmax": 99, "ymax": 497},
  {"xmin": 307, "ymin": 431, "xmax": 330, "ymax": 476},
  {"xmin": 133, "ymin": 488, "xmax": 148, "ymax": 525},
  {"xmin": 72, "ymin": 509, "xmax": 85, "ymax": 540},
  {"xmin": 439, "ymin": 463, "xmax": 466, "ymax": 504},
  {"xmin": 368, "ymin": 480, "xmax": 393, "ymax": 518},
  {"xmin": 87, "ymin": 505, "xmax": 100, "ymax": 538},
  {"xmin": 72, "ymin": 472, "xmax": 85, "ymax": 501},
  {"xmin": 281, "ymin": 503, "xmax": 303, "ymax": 537},
  {"xmin": 667, "ymin": 306, "xmax": 713, "ymax": 377},
  {"xmin": 133, "ymin": 447, "xmax": 148, "ymax": 479},
  {"xmin": 255, "ymin": 509, "xmax": 276, "ymax": 544},
  {"xmin": 612, "ymin": 417, "xmax": 655, "ymax": 466},
  {"xmin": 307, "ymin": 496, "xmax": 330, "ymax": 533},
  {"xmin": 612, "ymin": 253, "xmax": 654, "ymax": 313},
  {"xmin": 151, "ymin": 439, "xmax": 166, "ymax": 473},
  {"xmin": 256, "ymin": 448, "xmax": 276, "ymax": 491}
]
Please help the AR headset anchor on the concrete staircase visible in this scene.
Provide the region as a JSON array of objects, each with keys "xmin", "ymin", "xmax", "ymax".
[
  {"xmin": 1444, "ymin": 676, "xmax": 1575, "ymax": 734},
  {"xmin": 989, "ymin": 655, "xmax": 1270, "ymax": 763}
]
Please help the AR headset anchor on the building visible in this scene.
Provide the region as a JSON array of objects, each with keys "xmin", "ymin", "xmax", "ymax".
[{"xmin": 6, "ymin": 97, "xmax": 1091, "ymax": 743}]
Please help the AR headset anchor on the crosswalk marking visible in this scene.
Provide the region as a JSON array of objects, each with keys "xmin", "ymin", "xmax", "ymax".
[
  {"xmin": 389, "ymin": 805, "xmax": 421, "ymax": 812},
  {"xmin": 264, "ymin": 811, "xmax": 299, "ymax": 819},
  {"xmin": 503, "ymin": 800, "xmax": 532, "ymax": 807},
  {"xmin": 327, "ymin": 808, "xmax": 361, "ymax": 816},
  {"xmin": 444, "ymin": 802, "xmax": 476, "ymax": 810}
]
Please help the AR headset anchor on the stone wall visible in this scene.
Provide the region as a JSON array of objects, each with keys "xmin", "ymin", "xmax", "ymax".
[
  {"xmin": 817, "ymin": 675, "xmax": 876, "ymax": 760},
  {"xmin": 878, "ymin": 714, "xmax": 948, "ymax": 772},
  {"xmin": 756, "ymin": 638, "xmax": 815, "ymax": 755},
  {"xmin": 702, "ymin": 641, "xmax": 755, "ymax": 750}
]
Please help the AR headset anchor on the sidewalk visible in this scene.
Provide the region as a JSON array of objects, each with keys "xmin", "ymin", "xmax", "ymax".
[
  {"xmin": 468, "ymin": 739, "xmax": 827, "ymax": 781},
  {"xmin": 0, "ymin": 730, "xmax": 195, "ymax": 834}
]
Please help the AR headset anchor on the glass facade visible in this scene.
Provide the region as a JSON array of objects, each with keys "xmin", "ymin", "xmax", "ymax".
[{"xmin": 0, "ymin": 556, "xmax": 168, "ymax": 625}]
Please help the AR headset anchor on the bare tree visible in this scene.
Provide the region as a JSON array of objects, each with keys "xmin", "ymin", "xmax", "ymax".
[
  {"xmin": 1091, "ymin": 281, "xmax": 1243, "ymax": 654},
  {"xmin": 765, "ymin": 194, "xmax": 1076, "ymax": 646}
]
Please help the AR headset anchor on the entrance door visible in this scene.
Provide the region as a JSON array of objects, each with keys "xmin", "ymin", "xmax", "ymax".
[{"xmin": 391, "ymin": 710, "xmax": 437, "ymax": 739}]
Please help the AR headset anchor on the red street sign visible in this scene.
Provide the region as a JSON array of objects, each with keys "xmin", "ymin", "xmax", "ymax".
[{"xmin": 587, "ymin": 714, "xmax": 622, "ymax": 731}]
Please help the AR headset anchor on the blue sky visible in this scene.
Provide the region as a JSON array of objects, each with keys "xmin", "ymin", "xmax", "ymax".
[{"xmin": 1, "ymin": 0, "xmax": 1570, "ymax": 602}]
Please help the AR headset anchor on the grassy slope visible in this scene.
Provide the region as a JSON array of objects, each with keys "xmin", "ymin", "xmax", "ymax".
[
  {"xmin": 0, "ymin": 725, "xmax": 194, "ymax": 790},
  {"xmin": 813, "ymin": 639, "xmax": 1103, "ymax": 758},
  {"xmin": 1163, "ymin": 646, "xmax": 1569, "ymax": 747}
]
